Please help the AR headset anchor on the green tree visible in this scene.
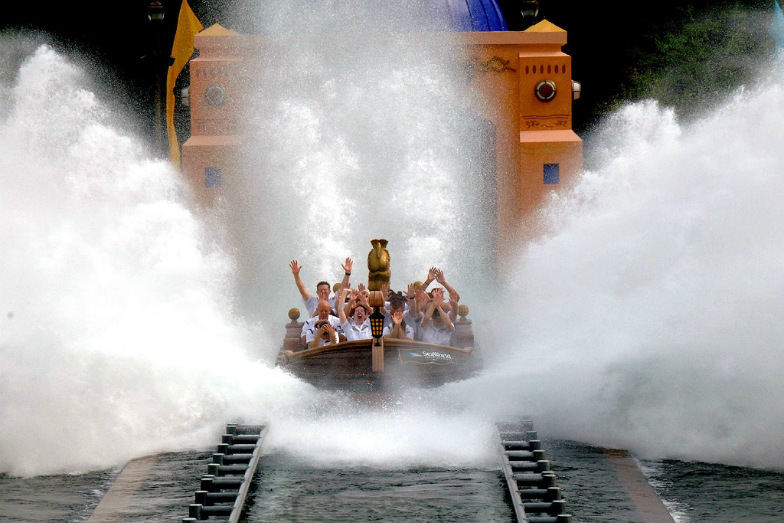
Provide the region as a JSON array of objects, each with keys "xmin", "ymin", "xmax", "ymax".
[{"xmin": 620, "ymin": 4, "xmax": 773, "ymax": 120}]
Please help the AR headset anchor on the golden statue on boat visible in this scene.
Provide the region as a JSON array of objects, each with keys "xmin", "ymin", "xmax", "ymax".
[{"xmin": 367, "ymin": 238, "xmax": 391, "ymax": 291}]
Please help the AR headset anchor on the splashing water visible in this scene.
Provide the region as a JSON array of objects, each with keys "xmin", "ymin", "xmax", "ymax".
[
  {"xmin": 0, "ymin": 42, "xmax": 313, "ymax": 477},
  {"xmin": 223, "ymin": 1, "xmax": 495, "ymax": 321},
  {"xmin": 3, "ymin": 7, "xmax": 784, "ymax": 477},
  {"xmin": 0, "ymin": 29, "xmax": 497, "ymax": 477},
  {"xmin": 452, "ymin": 71, "xmax": 784, "ymax": 470}
]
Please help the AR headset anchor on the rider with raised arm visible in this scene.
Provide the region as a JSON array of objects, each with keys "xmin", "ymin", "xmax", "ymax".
[
  {"xmin": 289, "ymin": 257, "xmax": 353, "ymax": 316},
  {"xmin": 419, "ymin": 288, "xmax": 455, "ymax": 345},
  {"xmin": 420, "ymin": 266, "xmax": 459, "ymax": 321},
  {"xmin": 336, "ymin": 287, "xmax": 373, "ymax": 341},
  {"xmin": 383, "ymin": 291, "xmax": 415, "ymax": 340}
]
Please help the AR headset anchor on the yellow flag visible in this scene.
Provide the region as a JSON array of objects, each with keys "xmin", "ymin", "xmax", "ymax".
[{"xmin": 167, "ymin": 0, "xmax": 203, "ymax": 167}]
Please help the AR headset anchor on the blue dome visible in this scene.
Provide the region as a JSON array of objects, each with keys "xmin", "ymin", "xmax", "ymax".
[{"xmin": 445, "ymin": 0, "xmax": 508, "ymax": 31}]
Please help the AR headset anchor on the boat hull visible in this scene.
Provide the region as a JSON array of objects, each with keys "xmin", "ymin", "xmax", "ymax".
[{"xmin": 279, "ymin": 339, "xmax": 481, "ymax": 392}]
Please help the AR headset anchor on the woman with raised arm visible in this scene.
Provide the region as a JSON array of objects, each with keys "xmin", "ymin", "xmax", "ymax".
[
  {"xmin": 419, "ymin": 287, "xmax": 455, "ymax": 346},
  {"xmin": 337, "ymin": 287, "xmax": 372, "ymax": 341}
]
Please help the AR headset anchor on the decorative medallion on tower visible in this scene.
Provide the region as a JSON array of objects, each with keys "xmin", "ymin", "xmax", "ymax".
[
  {"xmin": 534, "ymin": 80, "xmax": 556, "ymax": 101},
  {"xmin": 204, "ymin": 84, "xmax": 228, "ymax": 106}
]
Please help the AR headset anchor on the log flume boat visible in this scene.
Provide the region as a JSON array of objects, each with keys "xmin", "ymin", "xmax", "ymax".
[
  {"xmin": 278, "ymin": 335, "xmax": 481, "ymax": 392},
  {"xmin": 276, "ymin": 239, "xmax": 481, "ymax": 393}
]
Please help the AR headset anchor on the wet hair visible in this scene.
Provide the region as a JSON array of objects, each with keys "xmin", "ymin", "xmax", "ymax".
[
  {"xmin": 317, "ymin": 281, "xmax": 331, "ymax": 291},
  {"xmin": 350, "ymin": 304, "xmax": 367, "ymax": 317},
  {"xmin": 388, "ymin": 291, "xmax": 406, "ymax": 310}
]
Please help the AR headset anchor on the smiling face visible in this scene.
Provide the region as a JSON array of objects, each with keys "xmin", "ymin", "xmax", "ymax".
[
  {"xmin": 352, "ymin": 305, "xmax": 368, "ymax": 323},
  {"xmin": 316, "ymin": 282, "xmax": 330, "ymax": 301}
]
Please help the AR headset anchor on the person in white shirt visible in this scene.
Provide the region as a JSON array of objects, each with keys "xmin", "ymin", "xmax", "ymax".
[
  {"xmin": 301, "ymin": 299, "xmax": 344, "ymax": 349},
  {"xmin": 289, "ymin": 257, "xmax": 353, "ymax": 316},
  {"xmin": 336, "ymin": 288, "xmax": 373, "ymax": 341},
  {"xmin": 419, "ymin": 291, "xmax": 455, "ymax": 346},
  {"xmin": 383, "ymin": 291, "xmax": 415, "ymax": 340}
]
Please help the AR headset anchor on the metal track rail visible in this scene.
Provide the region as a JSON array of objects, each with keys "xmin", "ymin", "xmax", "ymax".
[
  {"xmin": 183, "ymin": 423, "xmax": 268, "ymax": 523},
  {"xmin": 497, "ymin": 421, "xmax": 572, "ymax": 523}
]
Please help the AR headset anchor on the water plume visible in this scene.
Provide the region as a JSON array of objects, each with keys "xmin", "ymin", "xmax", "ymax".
[
  {"xmin": 0, "ymin": 41, "xmax": 311, "ymax": 477},
  {"xmin": 222, "ymin": 1, "xmax": 494, "ymax": 323},
  {"xmin": 455, "ymin": 69, "xmax": 784, "ymax": 470},
  {"xmin": 4, "ymin": 3, "xmax": 784, "ymax": 478}
]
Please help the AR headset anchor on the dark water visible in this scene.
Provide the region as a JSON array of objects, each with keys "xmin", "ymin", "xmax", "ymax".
[
  {"xmin": 247, "ymin": 455, "xmax": 513, "ymax": 522},
  {"xmin": 1, "ymin": 442, "xmax": 782, "ymax": 523},
  {"xmin": 639, "ymin": 459, "xmax": 784, "ymax": 523},
  {"xmin": 0, "ymin": 451, "xmax": 209, "ymax": 523},
  {"xmin": 0, "ymin": 469, "xmax": 114, "ymax": 523}
]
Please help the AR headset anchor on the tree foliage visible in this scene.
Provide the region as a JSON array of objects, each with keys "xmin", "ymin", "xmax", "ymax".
[{"xmin": 618, "ymin": 4, "xmax": 773, "ymax": 120}]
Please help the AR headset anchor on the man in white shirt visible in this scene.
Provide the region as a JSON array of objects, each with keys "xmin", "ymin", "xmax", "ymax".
[
  {"xmin": 289, "ymin": 257, "xmax": 353, "ymax": 316},
  {"xmin": 301, "ymin": 299, "xmax": 344, "ymax": 349}
]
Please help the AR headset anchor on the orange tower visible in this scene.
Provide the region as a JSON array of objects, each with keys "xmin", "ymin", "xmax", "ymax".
[
  {"xmin": 180, "ymin": 20, "xmax": 582, "ymax": 267},
  {"xmin": 515, "ymin": 20, "xmax": 583, "ymax": 244},
  {"xmin": 455, "ymin": 19, "xmax": 582, "ymax": 265},
  {"xmin": 181, "ymin": 24, "xmax": 246, "ymax": 206}
]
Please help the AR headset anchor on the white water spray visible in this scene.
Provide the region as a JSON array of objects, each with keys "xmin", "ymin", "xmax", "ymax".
[
  {"xmin": 0, "ymin": 26, "xmax": 495, "ymax": 477},
  {"xmin": 2, "ymin": 5, "xmax": 784, "ymax": 477},
  {"xmin": 223, "ymin": 1, "xmax": 494, "ymax": 323},
  {"xmin": 0, "ymin": 42, "xmax": 314, "ymax": 477},
  {"xmin": 453, "ymin": 76, "xmax": 784, "ymax": 470}
]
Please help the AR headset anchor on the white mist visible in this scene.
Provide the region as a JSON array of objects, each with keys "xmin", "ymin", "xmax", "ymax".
[
  {"xmin": 3, "ymin": 4, "xmax": 783, "ymax": 477},
  {"xmin": 455, "ymin": 74, "xmax": 784, "ymax": 470}
]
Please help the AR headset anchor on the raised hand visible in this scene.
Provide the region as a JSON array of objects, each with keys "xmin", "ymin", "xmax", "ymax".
[
  {"xmin": 342, "ymin": 257, "xmax": 354, "ymax": 274},
  {"xmin": 289, "ymin": 259, "xmax": 302, "ymax": 275}
]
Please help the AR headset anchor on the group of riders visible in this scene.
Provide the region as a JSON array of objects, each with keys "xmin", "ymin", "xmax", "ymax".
[{"xmin": 290, "ymin": 257, "xmax": 461, "ymax": 350}]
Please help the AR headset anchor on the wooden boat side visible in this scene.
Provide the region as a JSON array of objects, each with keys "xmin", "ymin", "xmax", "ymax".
[
  {"xmin": 279, "ymin": 338, "xmax": 480, "ymax": 392},
  {"xmin": 282, "ymin": 338, "xmax": 473, "ymax": 363}
]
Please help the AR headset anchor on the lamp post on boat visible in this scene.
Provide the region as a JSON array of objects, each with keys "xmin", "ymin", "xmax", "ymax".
[
  {"xmin": 147, "ymin": 0, "xmax": 174, "ymax": 159},
  {"xmin": 368, "ymin": 291, "xmax": 386, "ymax": 373},
  {"xmin": 503, "ymin": 0, "xmax": 540, "ymax": 30},
  {"xmin": 520, "ymin": 0, "xmax": 540, "ymax": 24}
]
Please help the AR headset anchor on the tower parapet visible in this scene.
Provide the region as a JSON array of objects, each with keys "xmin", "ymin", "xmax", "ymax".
[
  {"xmin": 456, "ymin": 20, "xmax": 582, "ymax": 266},
  {"xmin": 181, "ymin": 20, "xmax": 582, "ymax": 270},
  {"xmin": 181, "ymin": 24, "xmax": 246, "ymax": 206}
]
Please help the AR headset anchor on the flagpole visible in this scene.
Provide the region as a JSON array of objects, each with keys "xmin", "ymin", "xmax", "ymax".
[
  {"xmin": 148, "ymin": 0, "xmax": 175, "ymax": 159},
  {"xmin": 166, "ymin": 0, "xmax": 203, "ymax": 166}
]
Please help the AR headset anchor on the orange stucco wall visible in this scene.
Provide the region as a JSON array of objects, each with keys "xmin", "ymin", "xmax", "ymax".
[
  {"xmin": 181, "ymin": 21, "xmax": 583, "ymax": 264},
  {"xmin": 455, "ymin": 23, "xmax": 583, "ymax": 261},
  {"xmin": 181, "ymin": 25, "xmax": 246, "ymax": 207}
]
